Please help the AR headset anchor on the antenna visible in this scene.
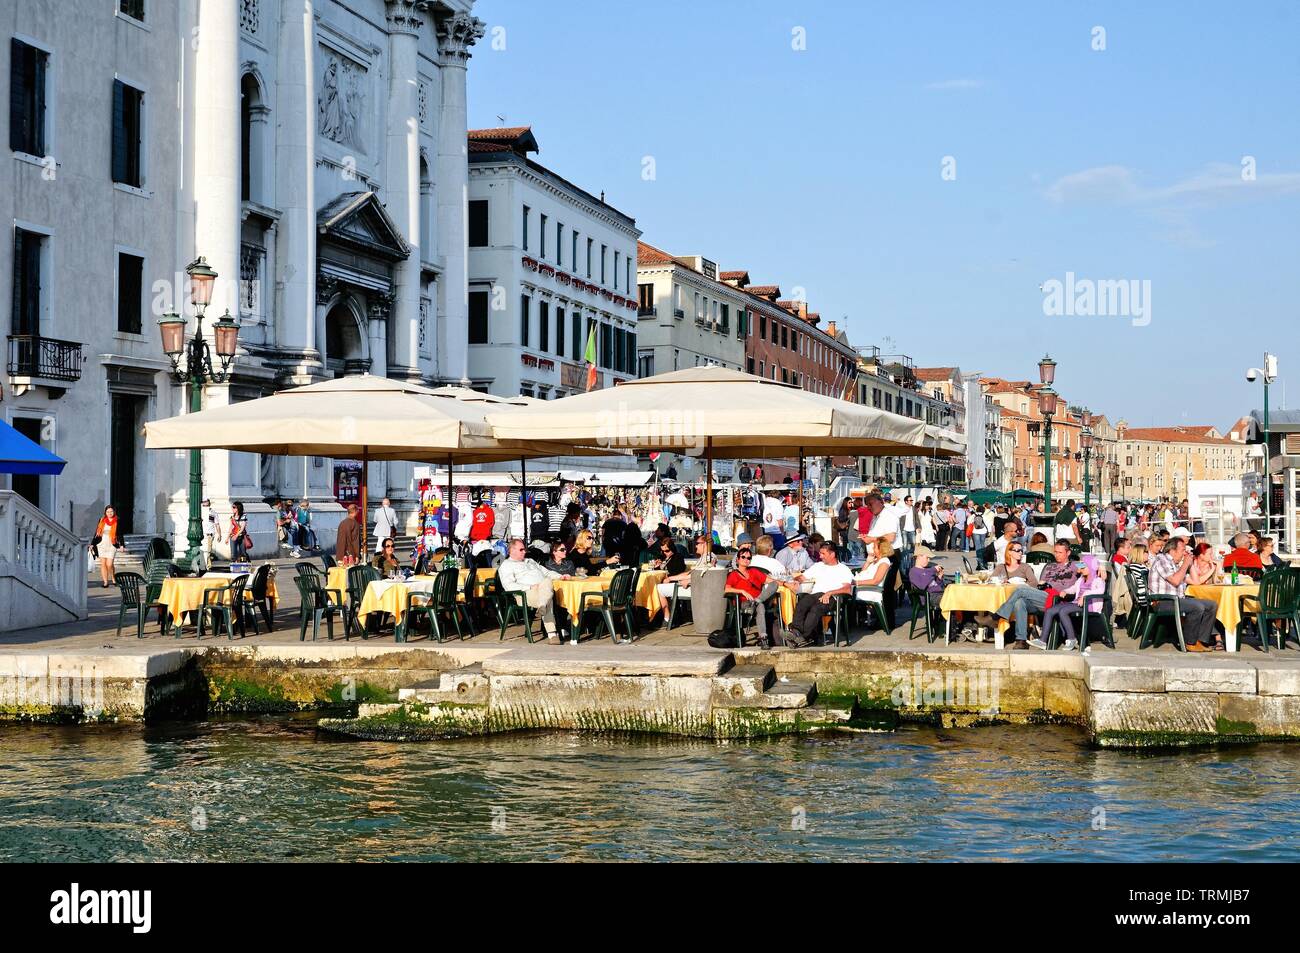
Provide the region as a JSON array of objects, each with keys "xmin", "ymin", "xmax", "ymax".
[{"xmin": 496, "ymin": 114, "xmax": 506, "ymax": 125}]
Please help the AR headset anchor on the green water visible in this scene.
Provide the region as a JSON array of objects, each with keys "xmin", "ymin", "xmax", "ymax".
[{"xmin": 1, "ymin": 718, "xmax": 1296, "ymax": 861}]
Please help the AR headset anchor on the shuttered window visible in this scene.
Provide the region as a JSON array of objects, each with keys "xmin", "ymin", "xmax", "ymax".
[
  {"xmin": 9, "ymin": 39, "xmax": 47, "ymax": 156},
  {"xmin": 111, "ymin": 80, "xmax": 144, "ymax": 187},
  {"xmin": 468, "ymin": 290, "xmax": 488, "ymax": 344},
  {"xmin": 117, "ymin": 252, "xmax": 144, "ymax": 334},
  {"xmin": 12, "ymin": 229, "xmax": 42, "ymax": 335}
]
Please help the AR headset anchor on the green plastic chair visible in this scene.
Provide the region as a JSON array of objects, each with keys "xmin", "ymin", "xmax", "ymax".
[
  {"xmin": 345, "ymin": 565, "xmax": 380, "ymax": 639},
  {"xmin": 399, "ymin": 568, "xmax": 472, "ymax": 643},
  {"xmin": 1045, "ymin": 593, "xmax": 1116, "ymax": 650},
  {"xmin": 907, "ymin": 584, "xmax": 939, "ymax": 643},
  {"xmin": 294, "ymin": 572, "xmax": 345, "ymax": 641},
  {"xmin": 577, "ymin": 567, "xmax": 637, "ymax": 644},
  {"xmin": 196, "ymin": 574, "xmax": 252, "ymax": 640},
  {"xmin": 1122, "ymin": 565, "xmax": 1150, "ymax": 639},
  {"xmin": 493, "ymin": 571, "xmax": 540, "ymax": 643},
  {"xmin": 1026, "ymin": 551, "xmax": 1053, "ymax": 566},
  {"xmin": 721, "ymin": 592, "xmax": 763, "ymax": 648},
  {"xmin": 1238, "ymin": 569, "xmax": 1294, "ymax": 651},
  {"xmin": 113, "ymin": 571, "xmax": 154, "ymax": 639}
]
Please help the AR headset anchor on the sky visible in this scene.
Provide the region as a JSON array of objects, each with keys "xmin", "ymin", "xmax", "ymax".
[{"xmin": 466, "ymin": 0, "xmax": 1300, "ymax": 429}]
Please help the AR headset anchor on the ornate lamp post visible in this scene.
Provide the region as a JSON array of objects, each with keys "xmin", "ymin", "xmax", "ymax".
[
  {"xmin": 1026, "ymin": 421, "xmax": 1041, "ymax": 495},
  {"xmin": 1079, "ymin": 408, "xmax": 1094, "ymax": 508},
  {"xmin": 158, "ymin": 257, "xmax": 239, "ymax": 568},
  {"xmin": 1246, "ymin": 353, "xmax": 1278, "ymax": 533}
]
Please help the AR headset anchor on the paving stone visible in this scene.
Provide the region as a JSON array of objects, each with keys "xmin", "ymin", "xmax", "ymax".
[
  {"xmin": 484, "ymin": 646, "xmax": 729, "ymax": 677},
  {"xmin": 1086, "ymin": 660, "xmax": 1166, "ymax": 693}
]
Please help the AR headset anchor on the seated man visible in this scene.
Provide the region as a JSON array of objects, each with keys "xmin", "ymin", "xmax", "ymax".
[
  {"xmin": 996, "ymin": 540, "xmax": 1079, "ymax": 650},
  {"xmin": 775, "ymin": 533, "xmax": 813, "ymax": 575},
  {"xmin": 1221, "ymin": 532, "xmax": 1264, "ymax": 573},
  {"xmin": 1149, "ymin": 535, "xmax": 1220, "ymax": 652},
  {"xmin": 908, "ymin": 546, "xmax": 950, "ymax": 634},
  {"xmin": 786, "ymin": 542, "xmax": 854, "ymax": 648},
  {"xmin": 497, "ymin": 538, "xmax": 570, "ymax": 642}
]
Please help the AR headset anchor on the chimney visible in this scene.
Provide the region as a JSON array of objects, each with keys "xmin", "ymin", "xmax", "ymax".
[{"xmin": 826, "ymin": 320, "xmax": 837, "ymax": 338}]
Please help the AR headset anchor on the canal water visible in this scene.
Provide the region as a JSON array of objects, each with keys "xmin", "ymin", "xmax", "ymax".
[{"xmin": 1, "ymin": 719, "xmax": 1296, "ymax": 861}]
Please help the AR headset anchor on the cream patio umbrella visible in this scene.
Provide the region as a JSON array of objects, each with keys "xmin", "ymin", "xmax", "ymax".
[
  {"xmin": 145, "ymin": 375, "xmax": 599, "ymax": 551},
  {"xmin": 485, "ymin": 366, "xmax": 956, "ymax": 532}
]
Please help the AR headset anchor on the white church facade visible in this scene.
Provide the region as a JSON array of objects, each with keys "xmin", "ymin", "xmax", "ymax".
[{"xmin": 2, "ymin": 0, "xmax": 484, "ymax": 552}]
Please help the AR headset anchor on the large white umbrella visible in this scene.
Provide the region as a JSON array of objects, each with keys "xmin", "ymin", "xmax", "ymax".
[
  {"xmin": 486, "ymin": 366, "xmax": 953, "ymax": 530},
  {"xmin": 145, "ymin": 375, "xmax": 596, "ymax": 550}
]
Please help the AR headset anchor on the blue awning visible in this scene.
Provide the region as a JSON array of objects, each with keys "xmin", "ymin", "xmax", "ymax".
[{"xmin": 0, "ymin": 419, "xmax": 66, "ymax": 475}]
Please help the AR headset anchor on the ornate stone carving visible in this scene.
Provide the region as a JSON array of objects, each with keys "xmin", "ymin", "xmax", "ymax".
[
  {"xmin": 316, "ymin": 274, "xmax": 342, "ymax": 305},
  {"xmin": 384, "ymin": 0, "xmax": 425, "ymax": 36},
  {"xmin": 318, "ymin": 50, "xmax": 367, "ymax": 151},
  {"xmin": 240, "ymin": 0, "xmax": 260, "ymax": 36},
  {"xmin": 367, "ymin": 291, "xmax": 396, "ymax": 321},
  {"xmin": 435, "ymin": 13, "xmax": 485, "ymax": 63}
]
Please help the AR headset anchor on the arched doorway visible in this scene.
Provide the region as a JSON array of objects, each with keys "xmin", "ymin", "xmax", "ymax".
[{"xmin": 324, "ymin": 299, "xmax": 369, "ymax": 376}]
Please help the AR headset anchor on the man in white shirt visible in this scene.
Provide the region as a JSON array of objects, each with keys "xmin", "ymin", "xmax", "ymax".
[
  {"xmin": 786, "ymin": 542, "xmax": 854, "ymax": 646},
  {"xmin": 863, "ymin": 495, "xmax": 900, "ymax": 548},
  {"xmin": 373, "ymin": 497, "xmax": 398, "ymax": 553},
  {"xmin": 497, "ymin": 538, "xmax": 570, "ymax": 642},
  {"xmin": 750, "ymin": 534, "xmax": 790, "ymax": 582},
  {"xmin": 775, "ymin": 534, "xmax": 813, "ymax": 574}
]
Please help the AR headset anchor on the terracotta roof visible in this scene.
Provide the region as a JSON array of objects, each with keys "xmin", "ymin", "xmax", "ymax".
[
  {"xmin": 468, "ymin": 126, "xmax": 533, "ymax": 141},
  {"xmin": 636, "ymin": 240, "xmax": 676, "ymax": 266},
  {"xmin": 999, "ymin": 407, "xmax": 1031, "ymax": 420},
  {"xmin": 915, "ymin": 367, "xmax": 957, "ymax": 382},
  {"xmin": 720, "ymin": 270, "xmax": 749, "ymax": 282},
  {"xmin": 1119, "ymin": 427, "xmax": 1242, "ymax": 446},
  {"xmin": 467, "ymin": 126, "xmax": 540, "ymax": 157},
  {"xmin": 746, "ymin": 285, "xmax": 781, "ymax": 299}
]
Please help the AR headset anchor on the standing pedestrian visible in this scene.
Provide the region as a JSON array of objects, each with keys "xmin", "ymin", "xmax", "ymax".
[
  {"xmin": 228, "ymin": 501, "xmax": 250, "ymax": 561},
  {"xmin": 93, "ymin": 505, "xmax": 121, "ymax": 588},
  {"xmin": 373, "ymin": 496, "xmax": 398, "ymax": 553}
]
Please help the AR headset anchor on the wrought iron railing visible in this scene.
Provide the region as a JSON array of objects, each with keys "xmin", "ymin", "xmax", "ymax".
[{"xmin": 7, "ymin": 335, "xmax": 84, "ymax": 383}]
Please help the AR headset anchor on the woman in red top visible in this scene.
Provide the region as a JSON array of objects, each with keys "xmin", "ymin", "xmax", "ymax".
[
  {"xmin": 725, "ymin": 547, "xmax": 773, "ymax": 649},
  {"xmin": 93, "ymin": 505, "xmax": 120, "ymax": 588}
]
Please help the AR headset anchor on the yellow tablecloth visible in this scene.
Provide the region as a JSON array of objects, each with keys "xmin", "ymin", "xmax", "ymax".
[
  {"xmin": 158, "ymin": 572, "xmax": 277, "ymax": 625},
  {"xmin": 1187, "ymin": 583, "xmax": 1259, "ymax": 651},
  {"xmin": 777, "ymin": 586, "xmax": 796, "ymax": 625},
  {"xmin": 553, "ymin": 569, "xmax": 667, "ymax": 620},
  {"xmin": 457, "ymin": 567, "xmax": 497, "ymax": 599},
  {"xmin": 356, "ymin": 576, "xmax": 443, "ymax": 626},
  {"xmin": 938, "ymin": 583, "xmax": 1013, "ymax": 637}
]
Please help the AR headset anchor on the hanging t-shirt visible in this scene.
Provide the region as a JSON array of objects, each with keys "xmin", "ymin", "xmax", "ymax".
[
  {"xmin": 470, "ymin": 503, "xmax": 495, "ymax": 541},
  {"xmin": 529, "ymin": 504, "xmax": 550, "ymax": 539}
]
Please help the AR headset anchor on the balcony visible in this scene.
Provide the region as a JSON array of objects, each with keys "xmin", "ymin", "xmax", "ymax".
[{"xmin": 7, "ymin": 335, "xmax": 84, "ymax": 393}]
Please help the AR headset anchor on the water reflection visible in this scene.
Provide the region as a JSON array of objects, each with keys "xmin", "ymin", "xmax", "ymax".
[{"xmin": 0, "ymin": 719, "xmax": 1297, "ymax": 861}]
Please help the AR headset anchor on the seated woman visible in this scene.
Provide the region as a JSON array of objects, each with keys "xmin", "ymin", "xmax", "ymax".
[
  {"xmin": 544, "ymin": 539, "xmax": 575, "ymax": 576},
  {"xmin": 724, "ymin": 546, "xmax": 772, "ymax": 649},
  {"xmin": 570, "ymin": 529, "xmax": 612, "ymax": 573},
  {"xmin": 853, "ymin": 540, "xmax": 893, "ymax": 605},
  {"xmin": 1028, "ymin": 532, "xmax": 1054, "ymax": 554},
  {"xmin": 1040, "ymin": 554, "xmax": 1106, "ymax": 650},
  {"xmin": 372, "ymin": 537, "xmax": 401, "ymax": 575},
  {"xmin": 991, "ymin": 540, "xmax": 1037, "ymax": 585},
  {"xmin": 1258, "ymin": 536, "xmax": 1285, "ymax": 570},
  {"xmin": 1187, "ymin": 542, "xmax": 1222, "ymax": 586}
]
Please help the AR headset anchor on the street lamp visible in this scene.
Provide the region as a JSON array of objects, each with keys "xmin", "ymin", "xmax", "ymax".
[
  {"xmin": 1079, "ymin": 408, "xmax": 1094, "ymax": 508},
  {"xmin": 158, "ymin": 256, "xmax": 239, "ymax": 568},
  {"xmin": 1038, "ymin": 377, "xmax": 1058, "ymax": 513},
  {"xmin": 1246, "ymin": 353, "xmax": 1278, "ymax": 534}
]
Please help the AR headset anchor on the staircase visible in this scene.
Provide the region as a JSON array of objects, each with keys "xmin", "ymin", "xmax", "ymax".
[{"xmin": 0, "ymin": 490, "xmax": 87, "ymax": 631}]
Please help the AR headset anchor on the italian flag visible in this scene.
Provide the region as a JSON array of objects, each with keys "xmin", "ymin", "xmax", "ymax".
[{"xmin": 584, "ymin": 323, "xmax": 598, "ymax": 391}]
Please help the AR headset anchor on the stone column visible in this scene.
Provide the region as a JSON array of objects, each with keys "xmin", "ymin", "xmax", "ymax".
[
  {"xmin": 384, "ymin": 1, "xmax": 425, "ymax": 381},
  {"xmin": 366, "ymin": 292, "xmax": 393, "ymax": 504},
  {"xmin": 275, "ymin": 0, "xmax": 318, "ymax": 374},
  {"xmin": 435, "ymin": 12, "xmax": 485, "ymax": 385},
  {"xmin": 193, "ymin": 0, "xmax": 241, "ymax": 315}
]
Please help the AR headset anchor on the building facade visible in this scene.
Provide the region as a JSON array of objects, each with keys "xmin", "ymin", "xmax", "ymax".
[
  {"xmin": 467, "ymin": 127, "xmax": 640, "ymax": 402},
  {"xmin": 2, "ymin": 0, "xmax": 483, "ymax": 552},
  {"xmin": 856, "ymin": 352, "xmax": 967, "ymax": 488},
  {"xmin": 1113, "ymin": 425, "xmax": 1250, "ymax": 501}
]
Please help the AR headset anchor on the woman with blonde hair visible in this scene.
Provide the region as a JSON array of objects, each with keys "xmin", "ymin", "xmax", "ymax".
[
  {"xmin": 570, "ymin": 528, "xmax": 615, "ymax": 573},
  {"xmin": 853, "ymin": 539, "xmax": 893, "ymax": 606}
]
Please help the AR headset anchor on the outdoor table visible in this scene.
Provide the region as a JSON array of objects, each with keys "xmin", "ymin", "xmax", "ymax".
[
  {"xmin": 939, "ymin": 582, "xmax": 1013, "ymax": 648},
  {"xmin": 456, "ymin": 567, "xmax": 497, "ymax": 600},
  {"xmin": 356, "ymin": 576, "xmax": 440, "ymax": 627},
  {"xmin": 158, "ymin": 571, "xmax": 277, "ymax": 636},
  {"xmin": 325, "ymin": 566, "xmax": 352, "ymax": 604},
  {"xmin": 1187, "ymin": 581, "xmax": 1259, "ymax": 653},
  {"xmin": 552, "ymin": 569, "xmax": 667, "ymax": 640}
]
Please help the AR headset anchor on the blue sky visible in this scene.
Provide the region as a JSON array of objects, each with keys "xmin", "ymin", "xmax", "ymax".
[{"xmin": 467, "ymin": 0, "xmax": 1299, "ymax": 428}]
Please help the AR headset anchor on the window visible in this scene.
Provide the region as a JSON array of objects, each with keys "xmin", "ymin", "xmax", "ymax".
[
  {"xmin": 780, "ymin": 325, "xmax": 788, "ymax": 349},
  {"xmin": 539, "ymin": 214, "xmax": 547, "ymax": 257},
  {"xmin": 600, "ymin": 245, "xmax": 607, "ymax": 284},
  {"xmin": 614, "ymin": 250, "xmax": 620, "ymax": 290},
  {"xmin": 116, "ymin": 252, "xmax": 144, "ymax": 334},
  {"xmin": 781, "ymin": 368, "xmax": 788, "ymax": 384},
  {"xmin": 626, "ymin": 258, "xmax": 632, "ymax": 293},
  {"xmin": 759, "ymin": 360, "xmax": 765, "ymax": 377},
  {"xmin": 791, "ymin": 330, "xmax": 799, "ymax": 352},
  {"xmin": 539, "ymin": 300, "xmax": 549, "ymax": 351},
  {"xmin": 556, "ymin": 222, "xmax": 563, "ymax": 266},
  {"xmin": 572, "ymin": 313, "xmax": 582, "ymax": 361},
  {"xmin": 11, "ymin": 227, "xmax": 44, "ymax": 335},
  {"xmin": 119, "ymin": 0, "xmax": 145, "ymax": 20},
  {"xmin": 694, "ymin": 292, "xmax": 701, "ymax": 320},
  {"xmin": 637, "ymin": 282, "xmax": 654, "ymax": 315},
  {"xmin": 759, "ymin": 314, "xmax": 767, "ymax": 338},
  {"xmin": 771, "ymin": 320, "xmax": 778, "ymax": 344},
  {"xmin": 519, "ymin": 294, "xmax": 530, "ymax": 347},
  {"xmin": 747, "ymin": 357, "xmax": 754, "ymax": 374},
  {"xmin": 9, "ymin": 39, "xmax": 48, "ymax": 156},
  {"xmin": 468, "ymin": 200, "xmax": 489, "ymax": 246},
  {"xmin": 586, "ymin": 238, "xmax": 592, "ymax": 277},
  {"xmin": 555, "ymin": 307, "xmax": 565, "ymax": 355},
  {"xmin": 468, "ymin": 289, "xmax": 488, "ymax": 343},
  {"xmin": 522, "ymin": 205, "xmax": 529, "ymax": 250},
  {"xmin": 111, "ymin": 79, "xmax": 144, "ymax": 187}
]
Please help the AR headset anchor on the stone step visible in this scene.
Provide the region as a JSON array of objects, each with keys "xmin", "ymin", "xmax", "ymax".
[
  {"xmin": 397, "ymin": 665, "xmax": 489, "ymax": 705},
  {"xmin": 483, "ymin": 646, "xmax": 732, "ymax": 678},
  {"xmin": 713, "ymin": 663, "xmax": 776, "ymax": 701},
  {"xmin": 713, "ymin": 673, "xmax": 816, "ymax": 709},
  {"xmin": 763, "ymin": 678, "xmax": 818, "ymax": 709}
]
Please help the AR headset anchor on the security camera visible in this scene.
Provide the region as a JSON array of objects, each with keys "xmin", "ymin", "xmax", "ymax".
[{"xmin": 1246, "ymin": 369, "xmax": 1258, "ymax": 382}]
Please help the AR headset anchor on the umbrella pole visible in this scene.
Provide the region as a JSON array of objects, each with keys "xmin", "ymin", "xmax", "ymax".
[
  {"xmin": 360, "ymin": 449, "xmax": 369, "ymax": 557},
  {"xmin": 447, "ymin": 455, "xmax": 454, "ymax": 549},
  {"xmin": 798, "ymin": 448, "xmax": 805, "ymax": 532},
  {"xmin": 706, "ymin": 437, "xmax": 714, "ymax": 543},
  {"xmin": 520, "ymin": 456, "xmax": 528, "ymax": 544}
]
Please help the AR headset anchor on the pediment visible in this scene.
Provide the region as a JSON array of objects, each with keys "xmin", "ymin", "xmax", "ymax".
[{"xmin": 317, "ymin": 191, "xmax": 410, "ymax": 262}]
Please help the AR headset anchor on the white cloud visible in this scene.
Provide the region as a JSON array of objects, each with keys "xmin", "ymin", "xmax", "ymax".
[
  {"xmin": 1043, "ymin": 165, "xmax": 1140, "ymax": 204},
  {"xmin": 924, "ymin": 78, "xmax": 983, "ymax": 90},
  {"xmin": 1044, "ymin": 162, "xmax": 1300, "ymax": 207}
]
